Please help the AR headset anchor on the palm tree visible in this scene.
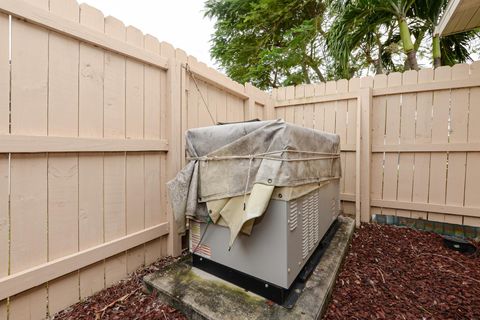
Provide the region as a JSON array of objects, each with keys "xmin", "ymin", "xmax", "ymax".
[
  {"xmin": 412, "ymin": 0, "xmax": 477, "ymax": 68},
  {"xmin": 328, "ymin": 0, "xmax": 419, "ymax": 75}
]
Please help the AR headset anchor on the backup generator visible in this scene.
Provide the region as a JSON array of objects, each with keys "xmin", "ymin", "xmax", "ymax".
[{"xmin": 189, "ymin": 179, "xmax": 340, "ymax": 305}]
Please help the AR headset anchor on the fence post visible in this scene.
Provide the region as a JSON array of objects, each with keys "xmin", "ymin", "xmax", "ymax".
[
  {"xmin": 162, "ymin": 44, "xmax": 184, "ymax": 257},
  {"xmin": 359, "ymin": 86, "xmax": 373, "ymax": 223}
]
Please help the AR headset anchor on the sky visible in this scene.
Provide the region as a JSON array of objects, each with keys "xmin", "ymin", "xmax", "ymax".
[{"xmin": 82, "ymin": 0, "xmax": 216, "ymax": 68}]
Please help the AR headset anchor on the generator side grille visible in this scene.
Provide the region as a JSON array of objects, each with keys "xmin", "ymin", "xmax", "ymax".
[
  {"xmin": 301, "ymin": 190, "xmax": 320, "ymax": 259},
  {"xmin": 313, "ymin": 189, "xmax": 320, "ymax": 245},
  {"xmin": 301, "ymin": 198, "xmax": 309, "ymax": 259},
  {"xmin": 289, "ymin": 200, "xmax": 298, "ymax": 231}
]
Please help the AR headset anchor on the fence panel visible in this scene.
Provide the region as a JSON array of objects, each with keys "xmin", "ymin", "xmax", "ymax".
[
  {"xmin": 0, "ymin": 1, "xmax": 173, "ymax": 317},
  {"xmin": 274, "ymin": 63, "xmax": 480, "ymax": 227},
  {"xmin": 274, "ymin": 81, "xmax": 359, "ymax": 215},
  {"xmin": 0, "ymin": 11, "xmax": 9, "ymax": 319},
  {"xmin": 464, "ymin": 63, "xmax": 480, "ymax": 227},
  {"xmin": 47, "ymin": 0, "xmax": 81, "ymax": 314},
  {"xmin": 9, "ymin": 0, "xmax": 49, "ymax": 317}
]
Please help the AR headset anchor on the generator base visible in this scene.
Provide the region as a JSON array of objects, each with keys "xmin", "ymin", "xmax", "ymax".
[{"xmin": 192, "ymin": 219, "xmax": 339, "ymax": 308}]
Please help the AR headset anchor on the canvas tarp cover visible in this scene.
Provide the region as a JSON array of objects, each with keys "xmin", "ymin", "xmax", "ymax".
[{"xmin": 167, "ymin": 119, "xmax": 341, "ymax": 236}]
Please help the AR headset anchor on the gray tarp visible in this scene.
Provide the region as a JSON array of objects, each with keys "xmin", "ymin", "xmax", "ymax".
[{"xmin": 167, "ymin": 120, "xmax": 341, "ymax": 234}]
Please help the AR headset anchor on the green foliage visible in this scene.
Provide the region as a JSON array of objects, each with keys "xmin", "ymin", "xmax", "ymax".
[
  {"xmin": 205, "ymin": 0, "xmax": 329, "ymax": 89},
  {"xmin": 205, "ymin": 0, "xmax": 479, "ymax": 89}
]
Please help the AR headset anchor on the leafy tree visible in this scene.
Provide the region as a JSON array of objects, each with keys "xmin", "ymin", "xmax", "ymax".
[
  {"xmin": 206, "ymin": 0, "xmax": 479, "ymax": 88},
  {"xmin": 412, "ymin": 0, "xmax": 477, "ymax": 68},
  {"xmin": 204, "ymin": 0, "xmax": 330, "ymax": 89},
  {"xmin": 328, "ymin": 0, "xmax": 420, "ymax": 77}
]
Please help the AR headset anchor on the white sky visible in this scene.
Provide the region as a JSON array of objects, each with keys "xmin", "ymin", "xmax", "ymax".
[{"xmin": 82, "ymin": 0, "xmax": 216, "ymax": 67}]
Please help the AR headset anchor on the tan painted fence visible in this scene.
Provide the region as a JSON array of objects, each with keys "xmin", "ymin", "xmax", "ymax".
[
  {"xmin": 1, "ymin": 0, "xmax": 480, "ymax": 319},
  {"xmin": 0, "ymin": 0, "xmax": 269, "ymax": 318},
  {"xmin": 272, "ymin": 63, "xmax": 480, "ymax": 229}
]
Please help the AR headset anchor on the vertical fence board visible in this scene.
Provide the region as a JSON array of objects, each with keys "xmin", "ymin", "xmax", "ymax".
[
  {"xmin": 0, "ymin": 301, "xmax": 5, "ymax": 320},
  {"xmin": 78, "ymin": 4, "xmax": 105, "ymax": 299},
  {"xmin": 382, "ymin": 73, "xmax": 402, "ymax": 215},
  {"xmin": 303, "ymin": 85, "xmax": 315, "ymax": 129},
  {"xmin": 103, "ymin": 16, "xmax": 127, "ymax": 286},
  {"xmin": 324, "ymin": 82, "xmax": 336, "ymax": 133},
  {"xmin": 396, "ymin": 71, "xmax": 416, "ymax": 217},
  {"xmin": 0, "ymin": 155, "xmax": 7, "ymax": 279},
  {"xmin": 144, "ymin": 36, "xmax": 163, "ymax": 264},
  {"xmin": 313, "ymin": 83, "xmax": 325, "ymax": 131},
  {"xmin": 199, "ymin": 78, "xmax": 212, "ymax": 126},
  {"xmin": 294, "ymin": 85, "xmax": 305, "ymax": 126},
  {"xmin": 336, "ymin": 80, "xmax": 348, "ymax": 194},
  {"xmin": 255, "ymin": 103, "xmax": 264, "ymax": 120},
  {"xmin": 382, "ymin": 73, "xmax": 402, "ymax": 217},
  {"xmin": 47, "ymin": 0, "xmax": 81, "ymax": 314},
  {"xmin": 0, "ymin": 13, "xmax": 8, "ymax": 133},
  {"xmin": 163, "ymin": 44, "xmax": 183, "ymax": 257},
  {"xmin": 444, "ymin": 64, "xmax": 469, "ymax": 224},
  {"xmin": 411, "ymin": 69, "xmax": 433, "ymax": 219},
  {"xmin": 160, "ymin": 48, "xmax": 173, "ymax": 251},
  {"xmin": 216, "ymin": 90, "xmax": 227, "ymax": 123},
  {"xmin": 428, "ymin": 67, "xmax": 451, "ymax": 222},
  {"xmin": 0, "ymin": 11, "xmax": 9, "ymax": 283},
  {"xmin": 125, "ymin": 27, "xmax": 145, "ymax": 244},
  {"xmin": 343, "ymin": 78, "xmax": 359, "ymax": 214},
  {"xmin": 9, "ymin": 0, "xmax": 49, "ymax": 316},
  {"xmin": 187, "ymin": 57, "xmax": 200, "ymax": 128},
  {"xmin": 284, "ymin": 86, "xmax": 295, "ymax": 123},
  {"xmin": 207, "ymin": 85, "xmax": 218, "ymax": 124},
  {"xmin": 275, "ymin": 88, "xmax": 285, "ymax": 120},
  {"xmin": 134, "ymin": 34, "xmax": 160, "ymax": 272},
  {"xmin": 464, "ymin": 62, "xmax": 480, "ymax": 226},
  {"xmin": 370, "ymin": 75, "xmax": 387, "ymax": 216},
  {"xmin": 9, "ymin": 288, "xmax": 46, "ymax": 320}
]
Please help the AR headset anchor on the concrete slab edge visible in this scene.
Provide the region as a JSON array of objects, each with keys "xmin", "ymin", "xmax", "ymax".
[{"xmin": 143, "ymin": 216, "xmax": 355, "ymax": 320}]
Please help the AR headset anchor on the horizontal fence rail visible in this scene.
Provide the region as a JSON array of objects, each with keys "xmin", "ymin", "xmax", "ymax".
[
  {"xmin": 0, "ymin": 0, "xmax": 169, "ymax": 69},
  {"xmin": 0, "ymin": 222, "xmax": 169, "ymax": 301},
  {"xmin": 0, "ymin": 135, "xmax": 169, "ymax": 153}
]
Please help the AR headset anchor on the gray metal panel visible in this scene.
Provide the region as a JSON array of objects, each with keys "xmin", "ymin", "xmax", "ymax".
[
  {"xmin": 190, "ymin": 179, "xmax": 340, "ymax": 289},
  {"xmin": 193, "ymin": 200, "xmax": 289, "ymax": 287},
  {"xmin": 286, "ymin": 179, "xmax": 339, "ymax": 286}
]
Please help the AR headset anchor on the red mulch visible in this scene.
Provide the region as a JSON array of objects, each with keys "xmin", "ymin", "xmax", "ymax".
[
  {"xmin": 53, "ymin": 256, "xmax": 187, "ymax": 320},
  {"xmin": 323, "ymin": 223, "xmax": 480, "ymax": 320}
]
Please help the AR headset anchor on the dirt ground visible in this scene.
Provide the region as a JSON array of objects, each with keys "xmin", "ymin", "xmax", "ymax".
[
  {"xmin": 53, "ymin": 255, "xmax": 187, "ymax": 320},
  {"xmin": 323, "ymin": 223, "xmax": 480, "ymax": 320}
]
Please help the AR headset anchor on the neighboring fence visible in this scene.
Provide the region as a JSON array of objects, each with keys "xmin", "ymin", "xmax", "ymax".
[{"xmin": 273, "ymin": 62, "xmax": 480, "ymax": 229}]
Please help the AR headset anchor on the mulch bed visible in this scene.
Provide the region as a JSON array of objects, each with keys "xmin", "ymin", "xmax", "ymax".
[
  {"xmin": 323, "ymin": 223, "xmax": 480, "ymax": 320},
  {"xmin": 54, "ymin": 256, "xmax": 187, "ymax": 320}
]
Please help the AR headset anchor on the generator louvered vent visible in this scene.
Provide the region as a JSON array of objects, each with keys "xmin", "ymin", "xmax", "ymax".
[
  {"xmin": 313, "ymin": 189, "xmax": 320, "ymax": 245},
  {"xmin": 289, "ymin": 200, "xmax": 298, "ymax": 231},
  {"xmin": 301, "ymin": 189, "xmax": 320, "ymax": 259},
  {"xmin": 301, "ymin": 198, "xmax": 309, "ymax": 259}
]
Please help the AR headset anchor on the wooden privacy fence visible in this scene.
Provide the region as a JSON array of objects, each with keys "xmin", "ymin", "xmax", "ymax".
[
  {"xmin": 0, "ymin": 0, "xmax": 270, "ymax": 318},
  {"xmin": 272, "ymin": 62, "xmax": 480, "ymax": 229},
  {"xmin": 1, "ymin": 0, "xmax": 480, "ymax": 319}
]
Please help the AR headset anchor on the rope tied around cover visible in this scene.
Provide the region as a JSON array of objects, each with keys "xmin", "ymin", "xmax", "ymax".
[
  {"xmin": 187, "ymin": 149, "xmax": 340, "ymax": 212},
  {"xmin": 187, "ymin": 149, "xmax": 341, "ymax": 162}
]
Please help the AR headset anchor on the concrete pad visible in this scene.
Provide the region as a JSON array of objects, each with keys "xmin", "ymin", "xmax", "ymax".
[{"xmin": 144, "ymin": 216, "xmax": 355, "ymax": 320}]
